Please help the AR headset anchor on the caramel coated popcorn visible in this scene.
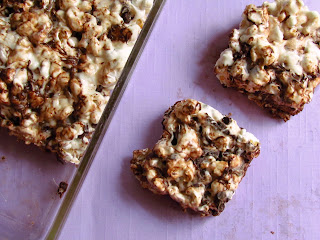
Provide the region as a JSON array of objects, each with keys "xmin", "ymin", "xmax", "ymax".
[
  {"xmin": 131, "ymin": 99, "xmax": 260, "ymax": 216},
  {"xmin": 215, "ymin": 0, "xmax": 320, "ymax": 121},
  {"xmin": 0, "ymin": 0, "xmax": 153, "ymax": 164}
]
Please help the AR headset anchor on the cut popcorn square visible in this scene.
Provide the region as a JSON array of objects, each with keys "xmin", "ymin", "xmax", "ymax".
[
  {"xmin": 130, "ymin": 99, "xmax": 260, "ymax": 216},
  {"xmin": 214, "ymin": 0, "xmax": 320, "ymax": 121}
]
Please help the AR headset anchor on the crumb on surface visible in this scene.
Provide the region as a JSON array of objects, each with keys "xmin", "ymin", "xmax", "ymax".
[{"xmin": 57, "ymin": 181, "xmax": 68, "ymax": 198}]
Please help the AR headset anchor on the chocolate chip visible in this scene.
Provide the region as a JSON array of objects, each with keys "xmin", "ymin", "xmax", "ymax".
[
  {"xmin": 233, "ymin": 52, "xmax": 242, "ymax": 60},
  {"xmin": 10, "ymin": 116, "xmax": 20, "ymax": 126},
  {"xmin": 192, "ymin": 117, "xmax": 198, "ymax": 122},
  {"xmin": 222, "ymin": 116, "xmax": 231, "ymax": 125},
  {"xmin": 5, "ymin": 7, "xmax": 14, "ymax": 17},
  {"xmin": 211, "ymin": 209, "xmax": 220, "ymax": 216},
  {"xmin": 96, "ymin": 85, "xmax": 103, "ymax": 92},
  {"xmin": 240, "ymin": 42, "xmax": 251, "ymax": 55},
  {"xmin": 223, "ymin": 129, "xmax": 230, "ymax": 135},
  {"xmin": 34, "ymin": 0, "xmax": 43, "ymax": 8},
  {"xmin": 72, "ymin": 31, "xmax": 82, "ymax": 41},
  {"xmin": 171, "ymin": 133, "xmax": 178, "ymax": 146}
]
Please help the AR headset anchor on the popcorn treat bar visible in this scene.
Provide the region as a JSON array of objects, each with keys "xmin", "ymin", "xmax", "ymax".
[
  {"xmin": 214, "ymin": 0, "xmax": 320, "ymax": 121},
  {"xmin": 130, "ymin": 99, "xmax": 260, "ymax": 216},
  {"xmin": 0, "ymin": 0, "xmax": 153, "ymax": 164}
]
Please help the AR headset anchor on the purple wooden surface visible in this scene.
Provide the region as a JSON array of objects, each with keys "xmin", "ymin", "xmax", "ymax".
[{"xmin": 60, "ymin": 1, "xmax": 320, "ymax": 239}]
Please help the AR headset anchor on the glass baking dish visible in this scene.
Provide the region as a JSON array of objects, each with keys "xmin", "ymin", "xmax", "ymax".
[{"xmin": 0, "ymin": 1, "xmax": 165, "ymax": 239}]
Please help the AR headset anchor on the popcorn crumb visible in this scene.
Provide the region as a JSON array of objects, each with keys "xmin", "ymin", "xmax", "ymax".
[{"xmin": 57, "ymin": 181, "xmax": 68, "ymax": 198}]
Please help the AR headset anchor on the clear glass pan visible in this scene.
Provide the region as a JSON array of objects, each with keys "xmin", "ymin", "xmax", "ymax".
[{"xmin": 0, "ymin": 1, "xmax": 165, "ymax": 239}]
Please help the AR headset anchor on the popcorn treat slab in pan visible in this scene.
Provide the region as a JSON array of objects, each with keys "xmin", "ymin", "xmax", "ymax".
[
  {"xmin": 131, "ymin": 99, "xmax": 260, "ymax": 216},
  {"xmin": 0, "ymin": 0, "xmax": 153, "ymax": 164},
  {"xmin": 214, "ymin": 0, "xmax": 320, "ymax": 121}
]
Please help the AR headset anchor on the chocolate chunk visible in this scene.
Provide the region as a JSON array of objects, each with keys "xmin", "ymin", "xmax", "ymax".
[{"xmin": 107, "ymin": 25, "xmax": 132, "ymax": 42}]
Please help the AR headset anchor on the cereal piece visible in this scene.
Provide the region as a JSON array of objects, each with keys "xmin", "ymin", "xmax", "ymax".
[
  {"xmin": 214, "ymin": 0, "xmax": 320, "ymax": 121},
  {"xmin": 0, "ymin": 0, "xmax": 153, "ymax": 164},
  {"xmin": 130, "ymin": 99, "xmax": 260, "ymax": 216}
]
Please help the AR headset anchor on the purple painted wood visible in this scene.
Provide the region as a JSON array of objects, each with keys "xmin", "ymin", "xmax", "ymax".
[{"xmin": 57, "ymin": 0, "xmax": 319, "ymax": 239}]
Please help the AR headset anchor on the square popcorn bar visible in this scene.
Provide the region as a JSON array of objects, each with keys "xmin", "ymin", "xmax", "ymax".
[
  {"xmin": 214, "ymin": 0, "xmax": 320, "ymax": 121},
  {"xmin": 130, "ymin": 99, "xmax": 260, "ymax": 216}
]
